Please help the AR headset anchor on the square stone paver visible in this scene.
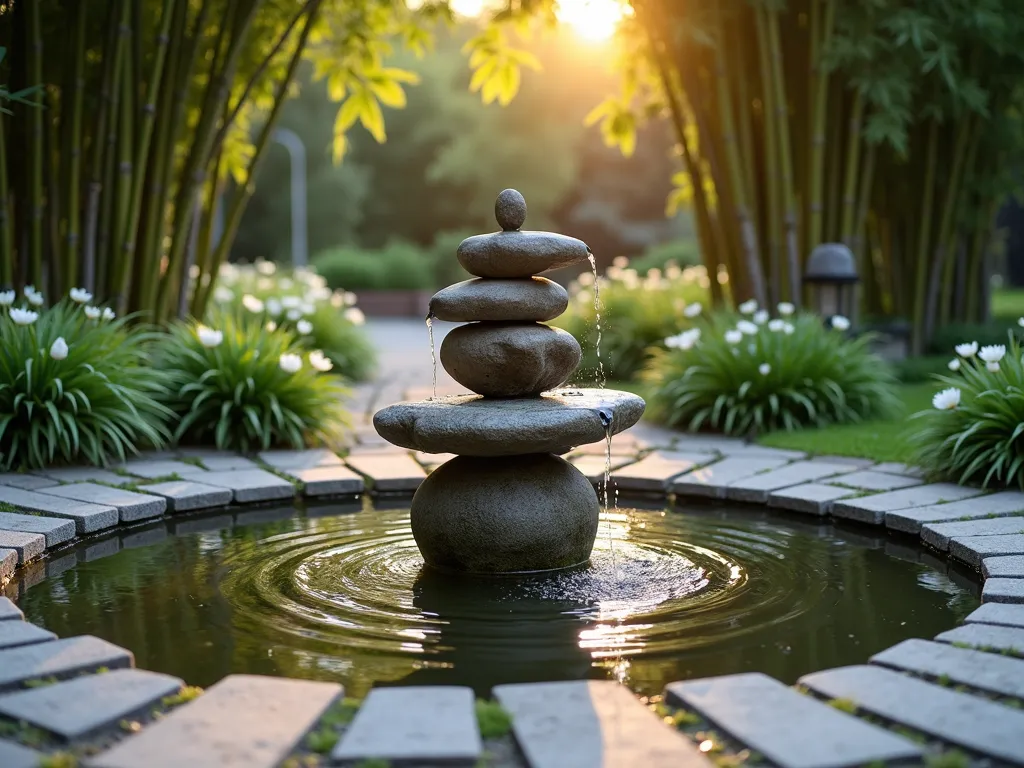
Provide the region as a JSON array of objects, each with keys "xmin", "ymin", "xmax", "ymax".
[
  {"xmin": 570, "ymin": 454, "xmax": 638, "ymax": 484},
  {"xmin": 966, "ymin": 603, "xmax": 1024, "ymax": 629},
  {"xmin": 194, "ymin": 455, "xmax": 260, "ymax": 472},
  {"xmin": 31, "ymin": 467, "xmax": 126, "ymax": 485},
  {"xmin": 0, "ymin": 620, "xmax": 56, "ymax": 650},
  {"xmin": 872, "ymin": 462, "xmax": 924, "ymax": 477},
  {"xmin": 258, "ymin": 449, "xmax": 344, "ymax": 470},
  {"xmin": 983, "ymin": 578, "xmax": 1024, "ymax": 604},
  {"xmin": 0, "ymin": 597, "xmax": 24, "ymax": 621},
  {"xmin": 284, "ymin": 466, "xmax": 364, "ymax": 497},
  {"xmin": 672, "ymin": 457, "xmax": 790, "ymax": 499},
  {"xmin": 139, "ymin": 481, "xmax": 232, "ymax": 513},
  {"xmin": 949, "ymin": 533, "xmax": 1024, "ymax": 568},
  {"xmin": 665, "ymin": 672, "xmax": 922, "ymax": 768},
  {"xmin": 120, "ymin": 459, "xmax": 204, "ymax": 480},
  {"xmin": 609, "ymin": 452, "xmax": 709, "ymax": 493},
  {"xmin": 0, "ymin": 739, "xmax": 40, "ymax": 768},
  {"xmin": 190, "ymin": 469, "xmax": 294, "ymax": 503},
  {"xmin": 37, "ymin": 483, "xmax": 166, "ymax": 523},
  {"xmin": 984, "ymin": 556, "xmax": 1024, "ymax": 578},
  {"xmin": 824, "ymin": 470, "xmax": 924, "ymax": 493},
  {"xmin": 767, "ymin": 483, "xmax": 861, "ymax": 516},
  {"xmin": 885, "ymin": 491, "xmax": 1024, "ymax": 534},
  {"xmin": 670, "ymin": 434, "xmax": 746, "ymax": 454},
  {"xmin": 0, "ymin": 486, "xmax": 117, "ymax": 534},
  {"xmin": 0, "ymin": 473, "xmax": 58, "ymax": 490},
  {"xmin": 725, "ymin": 462, "xmax": 856, "ymax": 503},
  {"xmin": 922, "ymin": 516, "xmax": 1024, "ymax": 551},
  {"xmin": 345, "ymin": 453, "xmax": 425, "ymax": 493},
  {"xmin": 872, "ymin": 638, "xmax": 1024, "ymax": 699},
  {"xmin": 832, "ymin": 483, "xmax": 983, "ymax": 525},
  {"xmin": 0, "ymin": 530, "xmax": 45, "ymax": 564},
  {"xmin": 935, "ymin": 623, "xmax": 1024, "ymax": 655},
  {"xmin": 0, "ymin": 511, "xmax": 76, "ymax": 548},
  {"xmin": 0, "ymin": 636, "xmax": 133, "ymax": 692}
]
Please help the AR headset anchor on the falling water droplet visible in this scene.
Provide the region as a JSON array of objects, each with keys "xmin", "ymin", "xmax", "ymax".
[
  {"xmin": 600, "ymin": 412, "xmax": 619, "ymax": 581},
  {"xmin": 588, "ymin": 251, "xmax": 606, "ymax": 389},
  {"xmin": 426, "ymin": 313, "xmax": 437, "ymax": 401}
]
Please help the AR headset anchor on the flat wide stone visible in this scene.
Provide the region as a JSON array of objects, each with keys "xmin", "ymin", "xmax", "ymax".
[
  {"xmin": 0, "ymin": 473, "xmax": 58, "ymax": 490},
  {"xmin": 345, "ymin": 453, "xmax": 425, "ymax": 492},
  {"xmin": 0, "ymin": 486, "xmax": 117, "ymax": 534},
  {"xmin": 430, "ymin": 277, "xmax": 568, "ymax": 323},
  {"xmin": 0, "ymin": 739, "xmax": 40, "ymax": 768},
  {"xmin": 0, "ymin": 530, "xmax": 45, "ymax": 564},
  {"xmin": 195, "ymin": 455, "xmax": 260, "ymax": 472},
  {"xmin": 610, "ymin": 452, "xmax": 710, "ymax": 492},
  {"xmin": 0, "ymin": 621, "xmax": 56, "ymax": 649},
  {"xmin": 0, "ymin": 636, "xmax": 132, "ymax": 693},
  {"xmin": 373, "ymin": 389, "xmax": 645, "ymax": 457},
  {"xmin": 0, "ymin": 548, "xmax": 14, "ymax": 582},
  {"xmin": 984, "ymin": 578, "xmax": 1024, "ymax": 603},
  {"xmin": 825, "ymin": 470, "xmax": 923, "ymax": 492},
  {"xmin": 985, "ymin": 555, "xmax": 1024, "ymax": 578},
  {"xmin": 38, "ymin": 483, "xmax": 166, "ymax": 523},
  {"xmin": 767, "ymin": 483, "xmax": 860, "ymax": 516},
  {"xmin": 950, "ymin": 533, "xmax": 1024, "ymax": 567},
  {"xmin": 284, "ymin": 465, "xmax": 364, "ymax": 496},
  {"xmin": 935, "ymin": 623, "xmax": 1024, "ymax": 655},
  {"xmin": 832, "ymin": 483, "xmax": 983, "ymax": 526},
  {"xmin": 495, "ymin": 680, "xmax": 708, "ymax": 768},
  {"xmin": 0, "ymin": 668, "xmax": 183, "ymax": 740},
  {"xmin": 90, "ymin": 674, "xmax": 342, "ymax": 768},
  {"xmin": 872, "ymin": 638, "xmax": 1024, "ymax": 698},
  {"xmin": 886, "ymin": 491, "xmax": 1024, "ymax": 533},
  {"xmin": 666, "ymin": 672, "xmax": 922, "ymax": 768},
  {"xmin": 671, "ymin": 457, "xmax": 790, "ymax": 499},
  {"xmin": 333, "ymin": 686, "xmax": 481, "ymax": 764},
  {"xmin": 257, "ymin": 449, "xmax": 344, "ymax": 470},
  {"xmin": 923, "ymin": 516, "xmax": 1024, "ymax": 551},
  {"xmin": 139, "ymin": 480, "xmax": 233, "ymax": 513},
  {"xmin": 31, "ymin": 467, "xmax": 125, "ymax": 484},
  {"xmin": 799, "ymin": 664, "xmax": 1024, "ymax": 764},
  {"xmin": 0, "ymin": 512, "xmax": 76, "ymax": 547},
  {"xmin": 725, "ymin": 461, "xmax": 855, "ymax": 503},
  {"xmin": 457, "ymin": 230, "xmax": 591, "ymax": 279},
  {"xmin": 966, "ymin": 602, "xmax": 1024, "ymax": 628},
  {"xmin": 0, "ymin": 596, "xmax": 24, "ymax": 621},
  {"xmin": 120, "ymin": 459, "xmax": 204, "ymax": 480},
  {"xmin": 191, "ymin": 469, "xmax": 294, "ymax": 503}
]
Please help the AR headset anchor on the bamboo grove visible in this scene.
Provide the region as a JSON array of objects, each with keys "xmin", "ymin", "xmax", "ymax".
[{"xmin": 0, "ymin": 0, "xmax": 440, "ymax": 322}]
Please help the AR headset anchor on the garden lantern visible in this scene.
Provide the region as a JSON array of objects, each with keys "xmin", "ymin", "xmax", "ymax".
[{"xmin": 804, "ymin": 243, "xmax": 859, "ymax": 322}]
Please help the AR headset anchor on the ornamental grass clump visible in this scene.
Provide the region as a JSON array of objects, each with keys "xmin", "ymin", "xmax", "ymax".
[
  {"xmin": 913, "ymin": 331, "xmax": 1024, "ymax": 489},
  {"xmin": 645, "ymin": 301, "xmax": 898, "ymax": 435},
  {"xmin": 0, "ymin": 288, "xmax": 171, "ymax": 470},
  {"xmin": 157, "ymin": 308, "xmax": 350, "ymax": 452}
]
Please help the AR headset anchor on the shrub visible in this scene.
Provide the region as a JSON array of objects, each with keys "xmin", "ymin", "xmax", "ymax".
[
  {"xmin": 0, "ymin": 293, "xmax": 171, "ymax": 470},
  {"xmin": 912, "ymin": 332, "xmax": 1024, "ymax": 489},
  {"xmin": 894, "ymin": 356, "xmax": 954, "ymax": 383},
  {"xmin": 929, "ymin": 320, "xmax": 1019, "ymax": 356},
  {"xmin": 156, "ymin": 310, "xmax": 350, "ymax": 452},
  {"xmin": 626, "ymin": 239, "xmax": 702, "ymax": 274},
  {"xmin": 553, "ymin": 258, "xmax": 715, "ymax": 381},
  {"xmin": 313, "ymin": 241, "xmax": 434, "ymax": 290},
  {"xmin": 645, "ymin": 304, "xmax": 899, "ymax": 435}
]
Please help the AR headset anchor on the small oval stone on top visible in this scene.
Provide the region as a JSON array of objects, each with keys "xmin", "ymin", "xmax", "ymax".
[{"xmin": 495, "ymin": 188, "xmax": 527, "ymax": 231}]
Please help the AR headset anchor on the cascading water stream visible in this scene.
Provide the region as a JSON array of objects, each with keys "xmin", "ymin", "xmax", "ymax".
[
  {"xmin": 598, "ymin": 409, "xmax": 619, "ymax": 581},
  {"xmin": 588, "ymin": 251, "xmax": 606, "ymax": 390},
  {"xmin": 426, "ymin": 313, "xmax": 437, "ymax": 401}
]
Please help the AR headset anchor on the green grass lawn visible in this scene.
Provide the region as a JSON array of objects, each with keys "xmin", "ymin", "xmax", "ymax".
[{"xmin": 992, "ymin": 287, "xmax": 1024, "ymax": 319}]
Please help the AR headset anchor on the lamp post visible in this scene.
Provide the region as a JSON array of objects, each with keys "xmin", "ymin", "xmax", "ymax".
[
  {"xmin": 804, "ymin": 243, "xmax": 859, "ymax": 323},
  {"xmin": 272, "ymin": 127, "xmax": 308, "ymax": 268}
]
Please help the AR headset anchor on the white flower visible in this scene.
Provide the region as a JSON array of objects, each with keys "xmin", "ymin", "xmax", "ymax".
[
  {"xmin": 753, "ymin": 309, "xmax": 769, "ymax": 325},
  {"xmin": 758, "ymin": 363, "xmax": 771, "ymax": 375},
  {"xmin": 265, "ymin": 298, "xmax": 282, "ymax": 317},
  {"xmin": 343, "ymin": 307, "xmax": 365, "ymax": 326},
  {"xmin": 955, "ymin": 341, "xmax": 978, "ymax": 358},
  {"xmin": 309, "ymin": 350, "xmax": 333, "ymax": 372},
  {"xmin": 286, "ymin": 308, "xmax": 302, "ymax": 321},
  {"xmin": 933, "ymin": 387, "xmax": 961, "ymax": 410},
  {"xmin": 1018, "ymin": 317, "xmax": 1024, "ymax": 328},
  {"xmin": 49, "ymin": 337, "xmax": 68, "ymax": 360},
  {"xmin": 0, "ymin": 290, "xmax": 13, "ymax": 306},
  {"xmin": 281, "ymin": 295, "xmax": 301, "ymax": 309},
  {"xmin": 782, "ymin": 322, "xmax": 795, "ymax": 335},
  {"xmin": 69, "ymin": 288, "xmax": 92, "ymax": 304},
  {"xmin": 665, "ymin": 328, "xmax": 701, "ymax": 351},
  {"xmin": 738, "ymin": 299, "xmax": 758, "ymax": 315},
  {"xmin": 830, "ymin": 315, "xmax": 851, "ymax": 331},
  {"xmin": 296, "ymin": 319, "xmax": 313, "ymax": 335},
  {"xmin": 213, "ymin": 286, "xmax": 234, "ymax": 303},
  {"xmin": 612, "ymin": 255, "xmax": 629, "ymax": 268},
  {"xmin": 279, "ymin": 353, "xmax": 302, "ymax": 373},
  {"xmin": 724, "ymin": 329, "xmax": 743, "ymax": 345},
  {"xmin": 218, "ymin": 263, "xmax": 239, "ymax": 282},
  {"xmin": 683, "ymin": 302, "xmax": 702, "ymax": 318},
  {"xmin": 736, "ymin": 320, "xmax": 759, "ymax": 335},
  {"xmin": 778, "ymin": 302, "xmax": 795, "ymax": 316},
  {"xmin": 979, "ymin": 345, "xmax": 1005, "ymax": 364},
  {"xmin": 26, "ymin": 289, "xmax": 44, "ymax": 306},
  {"xmin": 987, "ymin": 361, "xmax": 1001, "ymax": 372},
  {"xmin": 768, "ymin": 319, "xmax": 785, "ymax": 332},
  {"xmin": 255, "ymin": 259, "xmax": 277, "ymax": 275},
  {"xmin": 266, "ymin": 321, "xmax": 278, "ymax": 332},
  {"xmin": 344, "ymin": 291, "xmax": 357, "ymax": 307},
  {"xmin": 9, "ymin": 307, "xmax": 38, "ymax": 325},
  {"xmin": 84, "ymin": 306, "xmax": 101, "ymax": 319},
  {"xmin": 196, "ymin": 325, "xmax": 223, "ymax": 348},
  {"xmin": 242, "ymin": 294, "xmax": 264, "ymax": 313},
  {"xmin": 101, "ymin": 307, "xmax": 115, "ymax": 321},
  {"xmin": 300, "ymin": 302, "xmax": 316, "ymax": 316},
  {"xmin": 948, "ymin": 359, "xmax": 961, "ymax": 371},
  {"xmin": 23, "ymin": 285, "xmax": 36, "ymax": 297}
]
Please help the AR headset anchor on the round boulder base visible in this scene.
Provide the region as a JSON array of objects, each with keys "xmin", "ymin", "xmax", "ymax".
[
  {"xmin": 457, "ymin": 231, "xmax": 591, "ymax": 279},
  {"xmin": 429, "ymin": 277, "xmax": 568, "ymax": 323},
  {"xmin": 411, "ymin": 453, "xmax": 600, "ymax": 573},
  {"xmin": 440, "ymin": 322, "xmax": 581, "ymax": 398}
]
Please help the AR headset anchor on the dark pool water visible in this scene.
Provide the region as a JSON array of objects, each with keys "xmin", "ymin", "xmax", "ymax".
[{"xmin": 8, "ymin": 500, "xmax": 979, "ymax": 698}]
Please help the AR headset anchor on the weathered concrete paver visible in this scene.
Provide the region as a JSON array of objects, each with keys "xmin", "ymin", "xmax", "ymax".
[
  {"xmin": 0, "ymin": 473, "xmax": 58, "ymax": 490},
  {"xmin": 871, "ymin": 638, "xmax": 1024, "ymax": 698},
  {"xmin": 799, "ymin": 664, "xmax": 1024, "ymax": 764},
  {"xmin": 0, "ymin": 620, "xmax": 56, "ymax": 649},
  {"xmin": 120, "ymin": 459, "xmax": 205, "ymax": 480},
  {"xmin": 0, "ymin": 596, "xmax": 24, "ymax": 621},
  {"xmin": 985, "ymin": 555, "xmax": 1024, "ymax": 578},
  {"xmin": 333, "ymin": 686, "xmax": 481, "ymax": 764},
  {"xmin": 0, "ymin": 547, "xmax": 16, "ymax": 582},
  {"xmin": 983, "ymin": 577, "xmax": 1024, "ymax": 603},
  {"xmin": 494, "ymin": 680, "xmax": 711, "ymax": 768},
  {"xmin": 665, "ymin": 672, "xmax": 922, "ymax": 768},
  {"xmin": 0, "ymin": 511, "xmax": 75, "ymax": 547},
  {"xmin": 90, "ymin": 674, "xmax": 342, "ymax": 768},
  {"xmin": 138, "ymin": 480, "xmax": 232, "ymax": 513},
  {"xmin": 31, "ymin": 467, "xmax": 126, "ymax": 485},
  {"xmin": 0, "ymin": 487, "xmax": 117, "ymax": 534},
  {"xmin": 609, "ymin": 452, "xmax": 708, "ymax": 492},
  {"xmin": 569, "ymin": 454, "xmax": 637, "ymax": 484},
  {"xmin": 672, "ymin": 457, "xmax": 790, "ymax": 499},
  {"xmin": 825, "ymin": 469, "xmax": 924, "ymax": 492},
  {"xmin": 37, "ymin": 482, "xmax": 166, "ymax": 523},
  {"xmin": 0, "ymin": 636, "xmax": 132, "ymax": 692},
  {"xmin": 258, "ymin": 448, "xmax": 344, "ymax": 470},
  {"xmin": 189, "ymin": 469, "xmax": 294, "ymax": 503},
  {"xmin": 949, "ymin": 533, "xmax": 1024, "ymax": 567},
  {"xmin": 282, "ymin": 465, "xmax": 364, "ymax": 496},
  {"xmin": 0, "ymin": 530, "xmax": 44, "ymax": 563},
  {"xmin": 345, "ymin": 453, "xmax": 426, "ymax": 492},
  {"xmin": 767, "ymin": 482, "xmax": 860, "ymax": 516},
  {"xmin": 832, "ymin": 483, "xmax": 983, "ymax": 525},
  {"xmin": 194, "ymin": 455, "xmax": 261, "ymax": 472},
  {"xmin": 935, "ymin": 623, "xmax": 1024, "ymax": 655},
  {"xmin": 0, "ymin": 739, "xmax": 41, "ymax": 768},
  {"xmin": 0, "ymin": 669, "xmax": 183, "ymax": 740},
  {"xmin": 965, "ymin": 602, "xmax": 1024, "ymax": 628},
  {"xmin": 922, "ymin": 515, "xmax": 1024, "ymax": 551},
  {"xmin": 725, "ymin": 461, "xmax": 855, "ymax": 503},
  {"xmin": 886, "ymin": 491, "xmax": 1024, "ymax": 533}
]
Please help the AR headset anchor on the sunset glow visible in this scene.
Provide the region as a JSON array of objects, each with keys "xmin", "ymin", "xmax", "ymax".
[{"xmin": 448, "ymin": 0, "xmax": 628, "ymax": 42}]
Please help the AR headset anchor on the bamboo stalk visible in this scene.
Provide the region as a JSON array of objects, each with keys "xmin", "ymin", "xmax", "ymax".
[
  {"xmin": 0, "ymin": 111, "xmax": 11, "ymax": 285},
  {"xmin": 806, "ymin": 0, "xmax": 835, "ymax": 251},
  {"xmin": 111, "ymin": 16, "xmax": 136, "ymax": 312},
  {"xmin": 45, "ymin": 84, "xmax": 62, "ymax": 295},
  {"xmin": 62, "ymin": 0, "xmax": 87, "ymax": 289},
  {"xmin": 910, "ymin": 119, "xmax": 940, "ymax": 355},
  {"xmin": 937, "ymin": 118, "xmax": 980, "ymax": 326},
  {"xmin": 26, "ymin": 0, "xmax": 44, "ymax": 285},
  {"xmin": 755, "ymin": 7, "xmax": 781, "ymax": 305},
  {"xmin": 838, "ymin": 90, "xmax": 864, "ymax": 245},
  {"xmin": 823, "ymin": 83, "xmax": 844, "ymax": 241}
]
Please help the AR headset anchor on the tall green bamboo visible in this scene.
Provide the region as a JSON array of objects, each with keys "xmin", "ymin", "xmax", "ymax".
[{"xmin": 26, "ymin": 0, "xmax": 44, "ymax": 287}]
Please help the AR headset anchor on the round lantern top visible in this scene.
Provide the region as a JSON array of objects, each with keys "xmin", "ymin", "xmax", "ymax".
[{"xmin": 804, "ymin": 243, "xmax": 859, "ymax": 284}]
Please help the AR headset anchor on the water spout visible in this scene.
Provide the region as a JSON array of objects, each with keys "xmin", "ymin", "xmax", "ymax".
[{"xmin": 426, "ymin": 312, "xmax": 437, "ymax": 401}]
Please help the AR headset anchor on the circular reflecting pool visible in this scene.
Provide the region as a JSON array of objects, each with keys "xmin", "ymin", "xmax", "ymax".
[{"xmin": 6, "ymin": 500, "xmax": 979, "ymax": 698}]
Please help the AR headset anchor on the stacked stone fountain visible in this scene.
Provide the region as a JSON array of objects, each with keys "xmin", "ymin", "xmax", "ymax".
[{"xmin": 374, "ymin": 189, "xmax": 645, "ymax": 574}]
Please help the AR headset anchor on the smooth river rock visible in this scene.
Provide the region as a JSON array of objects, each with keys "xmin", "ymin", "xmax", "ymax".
[
  {"xmin": 457, "ymin": 231, "xmax": 591, "ymax": 279},
  {"xmin": 429, "ymin": 277, "xmax": 568, "ymax": 323},
  {"xmin": 411, "ymin": 454, "xmax": 600, "ymax": 573},
  {"xmin": 440, "ymin": 322, "xmax": 581, "ymax": 398},
  {"xmin": 495, "ymin": 188, "xmax": 527, "ymax": 231},
  {"xmin": 373, "ymin": 388, "xmax": 645, "ymax": 457}
]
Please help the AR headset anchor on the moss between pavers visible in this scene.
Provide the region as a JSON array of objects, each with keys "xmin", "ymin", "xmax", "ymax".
[{"xmin": 647, "ymin": 697, "xmax": 765, "ymax": 767}]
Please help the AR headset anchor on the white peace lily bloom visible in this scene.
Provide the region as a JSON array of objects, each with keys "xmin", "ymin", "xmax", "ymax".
[
  {"xmin": 286, "ymin": 308, "xmax": 302, "ymax": 321},
  {"xmin": 196, "ymin": 325, "xmax": 223, "ymax": 348},
  {"xmin": 242, "ymin": 294, "xmax": 264, "ymax": 313},
  {"xmin": 979, "ymin": 344, "xmax": 1005, "ymax": 364},
  {"xmin": 1018, "ymin": 316, "xmax": 1024, "ymax": 328},
  {"xmin": 266, "ymin": 321, "xmax": 278, "ymax": 332},
  {"xmin": 309, "ymin": 350, "xmax": 333, "ymax": 372},
  {"xmin": 777, "ymin": 302, "xmax": 795, "ymax": 316},
  {"xmin": 84, "ymin": 306, "xmax": 101, "ymax": 319},
  {"xmin": 831, "ymin": 315, "xmax": 851, "ymax": 331},
  {"xmin": 933, "ymin": 387, "xmax": 961, "ymax": 410},
  {"xmin": 666, "ymin": 329, "xmax": 701, "ymax": 351},
  {"xmin": 987, "ymin": 361, "xmax": 1001, "ymax": 372},
  {"xmin": 683, "ymin": 302, "xmax": 702, "ymax": 318},
  {"xmin": 768, "ymin": 319, "xmax": 785, "ymax": 332},
  {"xmin": 255, "ymin": 259, "xmax": 277, "ymax": 275},
  {"xmin": 724, "ymin": 329, "xmax": 743, "ymax": 345},
  {"xmin": 265, "ymin": 298, "xmax": 283, "ymax": 316},
  {"xmin": 738, "ymin": 299, "xmax": 758, "ymax": 315},
  {"xmin": 955, "ymin": 341, "xmax": 978, "ymax": 358},
  {"xmin": 49, "ymin": 337, "xmax": 69, "ymax": 360},
  {"xmin": 23, "ymin": 285, "xmax": 36, "ymax": 297},
  {"xmin": 26, "ymin": 290, "xmax": 44, "ymax": 306},
  {"xmin": 69, "ymin": 287, "xmax": 92, "ymax": 304},
  {"xmin": 753, "ymin": 309, "xmax": 769, "ymax": 325},
  {"xmin": 101, "ymin": 307, "xmax": 115, "ymax": 320},
  {"xmin": 0, "ymin": 289, "xmax": 14, "ymax": 305},
  {"xmin": 296, "ymin": 319, "xmax": 313, "ymax": 335},
  {"xmin": 213, "ymin": 286, "xmax": 234, "ymax": 303},
  {"xmin": 10, "ymin": 307, "xmax": 38, "ymax": 325},
  {"xmin": 344, "ymin": 291, "xmax": 357, "ymax": 306},
  {"xmin": 344, "ymin": 307, "xmax": 365, "ymax": 326},
  {"xmin": 948, "ymin": 358, "xmax": 961, "ymax": 371},
  {"xmin": 736, "ymin": 320, "xmax": 759, "ymax": 335},
  {"xmin": 759, "ymin": 363, "xmax": 771, "ymax": 375},
  {"xmin": 279, "ymin": 353, "xmax": 302, "ymax": 373},
  {"xmin": 281, "ymin": 295, "xmax": 301, "ymax": 309}
]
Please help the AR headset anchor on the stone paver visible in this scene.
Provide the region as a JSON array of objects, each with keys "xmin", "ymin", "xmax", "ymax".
[
  {"xmin": 871, "ymin": 638, "xmax": 1024, "ymax": 699},
  {"xmin": 922, "ymin": 515, "xmax": 1024, "ymax": 551},
  {"xmin": 671, "ymin": 435, "xmax": 747, "ymax": 454},
  {"xmin": 120, "ymin": 459, "xmax": 204, "ymax": 480},
  {"xmin": 0, "ymin": 620, "xmax": 56, "ymax": 649},
  {"xmin": 494, "ymin": 680, "xmax": 710, "ymax": 768},
  {"xmin": 885, "ymin": 491, "xmax": 1024, "ymax": 534},
  {"xmin": 949, "ymin": 533, "xmax": 1024, "ymax": 568},
  {"xmin": 0, "ymin": 511, "xmax": 75, "ymax": 547},
  {"xmin": 985, "ymin": 555, "xmax": 1024, "ymax": 578},
  {"xmin": 345, "ymin": 453, "xmax": 426, "ymax": 493},
  {"xmin": 824, "ymin": 470, "xmax": 923, "ymax": 492},
  {"xmin": 31, "ymin": 467, "xmax": 126, "ymax": 485},
  {"xmin": 258, "ymin": 449, "xmax": 344, "ymax": 470},
  {"xmin": 872, "ymin": 461, "xmax": 923, "ymax": 477},
  {"xmin": 569, "ymin": 454, "xmax": 638, "ymax": 484},
  {"xmin": 966, "ymin": 602, "xmax": 1024, "ymax": 628},
  {"xmin": 767, "ymin": 482, "xmax": 860, "ymax": 516},
  {"xmin": 984, "ymin": 578, "xmax": 1024, "ymax": 603},
  {"xmin": 0, "ymin": 596, "xmax": 24, "ymax": 621},
  {"xmin": 0, "ymin": 636, "xmax": 132, "ymax": 692},
  {"xmin": 832, "ymin": 483, "xmax": 983, "ymax": 525},
  {"xmin": 808, "ymin": 455, "xmax": 877, "ymax": 468},
  {"xmin": 672, "ymin": 457, "xmax": 790, "ymax": 499},
  {"xmin": 91, "ymin": 674, "xmax": 342, "ymax": 768},
  {"xmin": 0, "ymin": 473, "xmax": 58, "ymax": 490},
  {"xmin": 0, "ymin": 739, "xmax": 41, "ymax": 768},
  {"xmin": 609, "ymin": 452, "xmax": 708, "ymax": 492},
  {"xmin": 139, "ymin": 480, "xmax": 232, "ymax": 513},
  {"xmin": 665, "ymin": 672, "xmax": 921, "ymax": 768},
  {"xmin": 333, "ymin": 686, "xmax": 481, "ymax": 764},
  {"xmin": 189, "ymin": 469, "xmax": 294, "ymax": 503},
  {"xmin": 194, "ymin": 455, "xmax": 260, "ymax": 472},
  {"xmin": 799, "ymin": 664, "xmax": 1024, "ymax": 764},
  {"xmin": 281, "ymin": 465, "xmax": 364, "ymax": 496},
  {"xmin": 0, "ymin": 487, "xmax": 117, "ymax": 534},
  {"xmin": 725, "ymin": 462, "xmax": 856, "ymax": 503},
  {"xmin": 0, "ymin": 668, "xmax": 183, "ymax": 740},
  {"xmin": 0, "ymin": 530, "xmax": 44, "ymax": 564},
  {"xmin": 935, "ymin": 623, "xmax": 1024, "ymax": 655},
  {"xmin": 37, "ymin": 482, "xmax": 166, "ymax": 523},
  {"xmin": 0, "ymin": 547, "xmax": 15, "ymax": 582}
]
